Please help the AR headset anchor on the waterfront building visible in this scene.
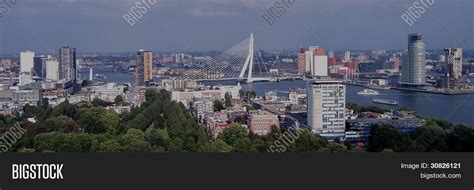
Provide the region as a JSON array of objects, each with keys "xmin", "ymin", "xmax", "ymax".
[
  {"xmin": 399, "ymin": 33, "xmax": 426, "ymax": 86},
  {"xmin": 311, "ymin": 47, "xmax": 328, "ymax": 77},
  {"xmin": 444, "ymin": 48, "xmax": 463, "ymax": 79},
  {"xmin": 247, "ymin": 110, "xmax": 280, "ymax": 136},
  {"xmin": 307, "ymin": 80, "xmax": 346, "ymax": 140},
  {"xmin": 313, "ymin": 55, "xmax": 328, "ymax": 77},
  {"xmin": 136, "ymin": 49, "xmax": 153, "ymax": 86},
  {"xmin": 297, "ymin": 48, "xmax": 306, "ymax": 73},
  {"xmin": 58, "ymin": 47, "xmax": 77, "ymax": 82},
  {"xmin": 162, "ymin": 79, "xmax": 197, "ymax": 91}
]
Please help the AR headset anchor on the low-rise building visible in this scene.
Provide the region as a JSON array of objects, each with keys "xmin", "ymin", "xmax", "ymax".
[{"xmin": 247, "ymin": 110, "xmax": 280, "ymax": 136}]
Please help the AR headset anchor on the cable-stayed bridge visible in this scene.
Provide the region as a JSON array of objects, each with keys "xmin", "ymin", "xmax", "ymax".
[{"xmin": 176, "ymin": 33, "xmax": 275, "ymax": 83}]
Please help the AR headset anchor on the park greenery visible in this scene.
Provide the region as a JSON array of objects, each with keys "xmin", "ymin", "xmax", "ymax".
[{"xmin": 0, "ymin": 91, "xmax": 472, "ymax": 153}]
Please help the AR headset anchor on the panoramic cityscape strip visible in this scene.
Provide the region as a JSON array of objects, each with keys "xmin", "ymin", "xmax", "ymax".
[
  {"xmin": 0, "ymin": 31, "xmax": 472, "ymax": 153},
  {"xmin": 0, "ymin": 0, "xmax": 472, "ymax": 153}
]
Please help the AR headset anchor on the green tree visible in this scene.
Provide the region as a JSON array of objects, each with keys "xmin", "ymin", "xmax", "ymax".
[
  {"xmin": 92, "ymin": 98, "xmax": 111, "ymax": 107},
  {"xmin": 248, "ymin": 91, "xmax": 257, "ymax": 100},
  {"xmin": 168, "ymin": 137, "xmax": 185, "ymax": 152},
  {"xmin": 119, "ymin": 128, "xmax": 152, "ymax": 152},
  {"xmin": 51, "ymin": 100, "xmax": 79, "ymax": 119},
  {"xmin": 200, "ymin": 139, "xmax": 234, "ymax": 152},
  {"xmin": 238, "ymin": 89, "xmax": 244, "ymax": 99},
  {"xmin": 114, "ymin": 95, "xmax": 124, "ymax": 105},
  {"xmin": 224, "ymin": 92, "xmax": 232, "ymax": 107},
  {"xmin": 368, "ymin": 125, "xmax": 415, "ymax": 152},
  {"xmin": 81, "ymin": 80, "xmax": 93, "ymax": 87},
  {"xmin": 287, "ymin": 130, "xmax": 327, "ymax": 152},
  {"xmin": 221, "ymin": 125, "xmax": 249, "ymax": 147},
  {"xmin": 213, "ymin": 100, "xmax": 225, "ymax": 112},
  {"xmin": 78, "ymin": 107, "xmax": 107, "ymax": 134},
  {"xmin": 447, "ymin": 125, "xmax": 474, "ymax": 152},
  {"xmin": 145, "ymin": 126, "xmax": 171, "ymax": 148}
]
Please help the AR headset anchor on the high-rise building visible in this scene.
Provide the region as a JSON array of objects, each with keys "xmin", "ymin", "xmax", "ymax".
[
  {"xmin": 33, "ymin": 55, "xmax": 47, "ymax": 78},
  {"xmin": 344, "ymin": 51, "xmax": 351, "ymax": 62},
  {"xmin": 399, "ymin": 33, "xmax": 426, "ymax": 86},
  {"xmin": 304, "ymin": 50, "xmax": 313, "ymax": 73},
  {"xmin": 312, "ymin": 48, "xmax": 328, "ymax": 77},
  {"xmin": 444, "ymin": 48, "xmax": 463, "ymax": 79},
  {"xmin": 19, "ymin": 51, "xmax": 35, "ymax": 85},
  {"xmin": 313, "ymin": 56, "xmax": 328, "ymax": 77},
  {"xmin": 46, "ymin": 58, "xmax": 59, "ymax": 81},
  {"xmin": 307, "ymin": 80, "xmax": 346, "ymax": 140},
  {"xmin": 20, "ymin": 51, "xmax": 35, "ymax": 73},
  {"xmin": 58, "ymin": 47, "xmax": 77, "ymax": 82},
  {"xmin": 136, "ymin": 49, "xmax": 153, "ymax": 86},
  {"xmin": 297, "ymin": 50, "xmax": 306, "ymax": 73}
]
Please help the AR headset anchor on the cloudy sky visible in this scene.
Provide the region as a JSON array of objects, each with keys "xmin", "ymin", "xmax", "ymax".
[{"xmin": 0, "ymin": 0, "xmax": 472, "ymax": 53}]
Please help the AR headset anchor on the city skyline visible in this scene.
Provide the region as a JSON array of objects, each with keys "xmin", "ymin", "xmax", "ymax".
[{"xmin": 0, "ymin": 0, "xmax": 472, "ymax": 53}]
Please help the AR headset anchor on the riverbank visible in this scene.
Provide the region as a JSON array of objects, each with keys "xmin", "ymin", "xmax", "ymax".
[{"xmin": 344, "ymin": 82, "xmax": 474, "ymax": 95}]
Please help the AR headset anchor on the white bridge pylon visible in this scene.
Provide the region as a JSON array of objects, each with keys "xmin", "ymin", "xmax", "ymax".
[
  {"xmin": 239, "ymin": 33, "xmax": 254, "ymax": 83},
  {"xmin": 176, "ymin": 33, "xmax": 269, "ymax": 82}
]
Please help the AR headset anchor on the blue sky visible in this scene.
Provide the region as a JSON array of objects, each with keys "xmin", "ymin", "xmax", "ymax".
[{"xmin": 0, "ymin": 0, "xmax": 472, "ymax": 53}]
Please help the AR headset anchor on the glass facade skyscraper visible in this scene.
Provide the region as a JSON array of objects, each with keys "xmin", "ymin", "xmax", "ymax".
[{"xmin": 400, "ymin": 33, "xmax": 426, "ymax": 86}]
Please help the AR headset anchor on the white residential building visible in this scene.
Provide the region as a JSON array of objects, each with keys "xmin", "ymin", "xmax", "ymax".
[
  {"xmin": 46, "ymin": 58, "xmax": 60, "ymax": 81},
  {"xmin": 313, "ymin": 55, "xmax": 328, "ymax": 77},
  {"xmin": 307, "ymin": 80, "xmax": 346, "ymax": 140},
  {"xmin": 19, "ymin": 51, "xmax": 35, "ymax": 85}
]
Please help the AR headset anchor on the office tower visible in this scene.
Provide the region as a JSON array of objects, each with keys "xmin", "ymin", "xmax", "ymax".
[
  {"xmin": 136, "ymin": 49, "xmax": 153, "ymax": 86},
  {"xmin": 297, "ymin": 48, "xmax": 306, "ymax": 73},
  {"xmin": 33, "ymin": 55, "xmax": 47, "ymax": 78},
  {"xmin": 399, "ymin": 33, "xmax": 426, "ymax": 86},
  {"xmin": 444, "ymin": 48, "xmax": 463, "ymax": 79},
  {"xmin": 59, "ymin": 47, "xmax": 77, "ymax": 82},
  {"xmin": 344, "ymin": 51, "xmax": 351, "ymax": 62},
  {"xmin": 46, "ymin": 58, "xmax": 60, "ymax": 81},
  {"xmin": 20, "ymin": 51, "xmax": 35, "ymax": 73},
  {"xmin": 307, "ymin": 80, "xmax": 346, "ymax": 140},
  {"xmin": 19, "ymin": 51, "xmax": 35, "ymax": 85}
]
